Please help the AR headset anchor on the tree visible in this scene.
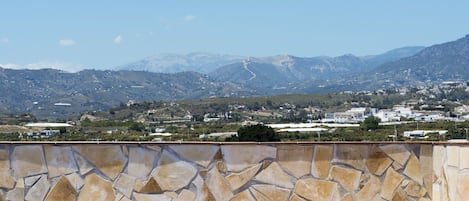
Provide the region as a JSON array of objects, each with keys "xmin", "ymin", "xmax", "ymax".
[
  {"xmin": 226, "ymin": 124, "xmax": 280, "ymax": 142},
  {"xmin": 362, "ymin": 116, "xmax": 381, "ymax": 131}
]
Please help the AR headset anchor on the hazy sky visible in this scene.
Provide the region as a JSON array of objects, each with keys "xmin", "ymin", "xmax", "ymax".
[{"xmin": 1, "ymin": 0, "xmax": 469, "ymax": 71}]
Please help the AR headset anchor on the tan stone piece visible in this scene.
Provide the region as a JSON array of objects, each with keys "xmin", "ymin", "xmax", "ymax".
[
  {"xmin": 128, "ymin": 147, "xmax": 157, "ymax": 179},
  {"xmin": 65, "ymin": 172, "xmax": 84, "ymax": 192},
  {"xmin": 290, "ymin": 194, "xmax": 307, "ymax": 201},
  {"xmin": 433, "ymin": 145, "xmax": 445, "ymax": 183},
  {"xmin": 293, "ymin": 178, "xmax": 338, "ymax": 201},
  {"xmin": 0, "ymin": 149, "xmax": 15, "ymax": 189},
  {"xmin": 44, "ymin": 146, "xmax": 78, "ymax": 178},
  {"xmin": 445, "ymin": 166, "xmax": 458, "ymax": 201},
  {"xmin": 366, "ymin": 146, "xmax": 393, "ymax": 176},
  {"xmin": 418, "ymin": 198, "xmax": 431, "ymax": 201},
  {"xmin": 392, "ymin": 161, "xmax": 404, "ymax": 171},
  {"xmin": 113, "ymin": 173, "xmax": 136, "ymax": 199},
  {"xmin": 405, "ymin": 180, "xmax": 426, "ymax": 197},
  {"xmin": 420, "ymin": 144, "xmax": 433, "ymax": 199},
  {"xmin": 252, "ymin": 184, "xmax": 291, "ymax": 201},
  {"xmin": 6, "ymin": 179, "xmax": 24, "ymax": 201},
  {"xmin": 226, "ymin": 163, "xmax": 262, "ymax": 191},
  {"xmin": 311, "ymin": 145, "xmax": 333, "ymax": 179},
  {"xmin": 254, "ymin": 162, "xmax": 294, "ymax": 189},
  {"xmin": 250, "ymin": 187, "xmax": 271, "ymax": 201},
  {"xmin": 459, "ymin": 146, "xmax": 469, "ymax": 170},
  {"xmin": 174, "ymin": 189, "xmax": 196, "ymax": 201},
  {"xmin": 380, "ymin": 167, "xmax": 405, "ymax": 200},
  {"xmin": 379, "ymin": 144, "xmax": 411, "ymax": 166},
  {"xmin": 356, "ymin": 175, "xmax": 381, "ymax": 201},
  {"xmin": 12, "ymin": 145, "xmax": 47, "ymax": 178},
  {"xmin": 78, "ymin": 173, "xmax": 115, "ymax": 201},
  {"xmin": 230, "ymin": 189, "xmax": 255, "ymax": 201},
  {"xmin": 391, "ymin": 188, "xmax": 406, "ymax": 201},
  {"xmin": 164, "ymin": 191, "xmax": 178, "ymax": 199},
  {"xmin": 446, "ymin": 145, "xmax": 459, "ymax": 167},
  {"xmin": 136, "ymin": 177, "xmax": 162, "ymax": 193},
  {"xmin": 25, "ymin": 175, "xmax": 50, "ymax": 201},
  {"xmin": 403, "ymin": 153, "xmax": 423, "ymax": 185},
  {"xmin": 221, "ymin": 145, "xmax": 276, "ymax": 172},
  {"xmin": 277, "ymin": 145, "xmax": 313, "ymax": 178},
  {"xmin": 133, "ymin": 193, "xmax": 172, "ymax": 201},
  {"xmin": 457, "ymin": 173, "xmax": 469, "ymax": 201},
  {"xmin": 170, "ymin": 144, "xmax": 219, "ymax": 168},
  {"xmin": 330, "ymin": 166, "xmax": 362, "ymax": 192},
  {"xmin": 45, "ymin": 176, "xmax": 77, "ymax": 201},
  {"xmin": 73, "ymin": 145, "xmax": 126, "ymax": 180},
  {"xmin": 193, "ymin": 174, "xmax": 215, "ymax": 201},
  {"xmin": 152, "ymin": 150, "xmax": 197, "ymax": 191},
  {"xmin": 341, "ymin": 193, "xmax": 354, "ymax": 201},
  {"xmin": 334, "ymin": 144, "xmax": 369, "ymax": 170},
  {"xmin": 73, "ymin": 151, "xmax": 94, "ymax": 175},
  {"xmin": 206, "ymin": 167, "xmax": 233, "ymax": 201}
]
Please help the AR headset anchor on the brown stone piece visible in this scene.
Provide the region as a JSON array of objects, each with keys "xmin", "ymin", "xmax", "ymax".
[
  {"xmin": 152, "ymin": 150, "xmax": 197, "ymax": 191},
  {"xmin": 136, "ymin": 177, "xmax": 162, "ymax": 193},
  {"xmin": 334, "ymin": 144, "xmax": 369, "ymax": 171},
  {"xmin": 174, "ymin": 189, "xmax": 196, "ymax": 201},
  {"xmin": 293, "ymin": 178, "xmax": 338, "ymax": 201},
  {"xmin": 366, "ymin": 145, "xmax": 393, "ymax": 176},
  {"xmin": 44, "ymin": 176, "xmax": 77, "ymax": 201},
  {"xmin": 391, "ymin": 188, "xmax": 406, "ymax": 201},
  {"xmin": 65, "ymin": 172, "xmax": 85, "ymax": 192},
  {"xmin": 169, "ymin": 144, "xmax": 219, "ymax": 168},
  {"xmin": 405, "ymin": 180, "xmax": 426, "ymax": 198},
  {"xmin": 12, "ymin": 145, "xmax": 47, "ymax": 178},
  {"xmin": 226, "ymin": 163, "xmax": 262, "ymax": 191},
  {"xmin": 380, "ymin": 167, "xmax": 405, "ymax": 200},
  {"xmin": 230, "ymin": 189, "xmax": 255, "ymax": 201},
  {"xmin": 254, "ymin": 162, "xmax": 294, "ymax": 189},
  {"xmin": 0, "ymin": 149, "xmax": 15, "ymax": 189},
  {"xmin": 379, "ymin": 144, "xmax": 411, "ymax": 166},
  {"xmin": 330, "ymin": 166, "xmax": 362, "ymax": 192},
  {"xmin": 206, "ymin": 167, "xmax": 233, "ymax": 201},
  {"xmin": 341, "ymin": 193, "xmax": 354, "ymax": 201},
  {"xmin": 221, "ymin": 145, "xmax": 277, "ymax": 172},
  {"xmin": 78, "ymin": 173, "xmax": 115, "ymax": 201},
  {"xmin": 356, "ymin": 175, "xmax": 381, "ymax": 201},
  {"xmin": 277, "ymin": 145, "xmax": 313, "ymax": 178},
  {"xmin": 192, "ymin": 174, "xmax": 215, "ymax": 201},
  {"xmin": 73, "ymin": 145, "xmax": 126, "ymax": 180},
  {"xmin": 128, "ymin": 147, "xmax": 158, "ymax": 180},
  {"xmin": 252, "ymin": 184, "xmax": 291, "ymax": 201},
  {"xmin": 44, "ymin": 146, "xmax": 78, "ymax": 178},
  {"xmin": 311, "ymin": 145, "xmax": 333, "ymax": 179},
  {"xmin": 403, "ymin": 153, "xmax": 423, "ymax": 185}
]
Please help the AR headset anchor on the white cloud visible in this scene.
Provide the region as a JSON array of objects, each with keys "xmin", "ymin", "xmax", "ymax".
[
  {"xmin": 114, "ymin": 35, "xmax": 122, "ymax": 44},
  {"xmin": 0, "ymin": 61, "xmax": 84, "ymax": 73},
  {"xmin": 0, "ymin": 38, "xmax": 8, "ymax": 43},
  {"xmin": 0, "ymin": 63, "xmax": 20, "ymax": 69},
  {"xmin": 58, "ymin": 39, "xmax": 76, "ymax": 46},
  {"xmin": 183, "ymin": 15, "xmax": 196, "ymax": 21}
]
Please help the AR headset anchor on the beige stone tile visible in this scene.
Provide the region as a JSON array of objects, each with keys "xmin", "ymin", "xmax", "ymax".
[
  {"xmin": 391, "ymin": 188, "xmax": 406, "ymax": 201},
  {"xmin": 113, "ymin": 173, "xmax": 135, "ymax": 199},
  {"xmin": 6, "ymin": 179, "xmax": 24, "ymax": 201},
  {"xmin": 444, "ymin": 166, "xmax": 458, "ymax": 201},
  {"xmin": 341, "ymin": 193, "xmax": 354, "ymax": 201},
  {"xmin": 254, "ymin": 162, "xmax": 294, "ymax": 189},
  {"xmin": 311, "ymin": 145, "xmax": 333, "ymax": 179},
  {"xmin": 459, "ymin": 146, "xmax": 469, "ymax": 170},
  {"xmin": 133, "ymin": 193, "xmax": 172, "ymax": 201},
  {"xmin": 290, "ymin": 193, "xmax": 307, "ymax": 201},
  {"xmin": 380, "ymin": 167, "xmax": 405, "ymax": 200},
  {"xmin": 44, "ymin": 146, "xmax": 78, "ymax": 178},
  {"xmin": 152, "ymin": 150, "xmax": 197, "ymax": 191},
  {"xmin": 25, "ymin": 175, "xmax": 41, "ymax": 187},
  {"xmin": 12, "ymin": 145, "xmax": 47, "ymax": 178},
  {"xmin": 356, "ymin": 175, "xmax": 381, "ymax": 201},
  {"xmin": 433, "ymin": 145, "xmax": 445, "ymax": 183},
  {"xmin": 446, "ymin": 146, "xmax": 459, "ymax": 167},
  {"xmin": 420, "ymin": 144, "xmax": 433, "ymax": 199},
  {"xmin": 405, "ymin": 180, "xmax": 426, "ymax": 198},
  {"xmin": 73, "ymin": 145, "xmax": 127, "ymax": 180},
  {"xmin": 128, "ymin": 147, "xmax": 157, "ymax": 179},
  {"xmin": 170, "ymin": 145, "xmax": 219, "ymax": 168},
  {"xmin": 252, "ymin": 184, "xmax": 291, "ymax": 201},
  {"xmin": 277, "ymin": 145, "xmax": 313, "ymax": 178},
  {"xmin": 25, "ymin": 175, "xmax": 50, "ymax": 201},
  {"xmin": 192, "ymin": 174, "xmax": 214, "ymax": 201},
  {"xmin": 330, "ymin": 166, "xmax": 361, "ymax": 192},
  {"xmin": 206, "ymin": 167, "xmax": 233, "ymax": 201},
  {"xmin": 403, "ymin": 153, "xmax": 423, "ymax": 185},
  {"xmin": 174, "ymin": 189, "xmax": 196, "ymax": 201},
  {"xmin": 334, "ymin": 144, "xmax": 369, "ymax": 171},
  {"xmin": 379, "ymin": 144, "xmax": 410, "ymax": 166},
  {"xmin": 293, "ymin": 178, "xmax": 338, "ymax": 201},
  {"xmin": 78, "ymin": 173, "xmax": 115, "ymax": 201},
  {"xmin": 65, "ymin": 172, "xmax": 84, "ymax": 192},
  {"xmin": 44, "ymin": 176, "xmax": 77, "ymax": 201},
  {"xmin": 367, "ymin": 146, "xmax": 393, "ymax": 176},
  {"xmin": 226, "ymin": 163, "xmax": 261, "ymax": 191},
  {"xmin": 250, "ymin": 187, "xmax": 271, "ymax": 201},
  {"xmin": 73, "ymin": 151, "xmax": 93, "ymax": 175},
  {"xmin": 221, "ymin": 145, "xmax": 276, "ymax": 172},
  {"xmin": 0, "ymin": 149, "xmax": 15, "ymax": 189},
  {"xmin": 457, "ymin": 173, "xmax": 469, "ymax": 201},
  {"xmin": 230, "ymin": 189, "xmax": 255, "ymax": 201}
]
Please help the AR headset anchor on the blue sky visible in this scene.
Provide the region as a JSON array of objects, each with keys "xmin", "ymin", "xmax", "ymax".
[{"xmin": 1, "ymin": 0, "xmax": 469, "ymax": 71}]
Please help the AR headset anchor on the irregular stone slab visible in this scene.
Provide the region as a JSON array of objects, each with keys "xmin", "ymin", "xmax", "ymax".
[
  {"xmin": 12, "ymin": 145, "xmax": 47, "ymax": 178},
  {"xmin": 445, "ymin": 166, "xmax": 458, "ymax": 201},
  {"xmin": 459, "ymin": 146, "xmax": 469, "ymax": 170},
  {"xmin": 334, "ymin": 144, "xmax": 368, "ymax": 170},
  {"xmin": 164, "ymin": 191, "xmax": 178, "ymax": 199},
  {"xmin": 403, "ymin": 153, "xmax": 423, "ymax": 185},
  {"xmin": 446, "ymin": 145, "xmax": 459, "ymax": 167},
  {"xmin": 221, "ymin": 145, "xmax": 276, "ymax": 172},
  {"xmin": 65, "ymin": 172, "xmax": 84, "ymax": 192},
  {"xmin": 206, "ymin": 167, "xmax": 233, "ymax": 201},
  {"xmin": 73, "ymin": 151, "xmax": 93, "ymax": 175},
  {"xmin": 311, "ymin": 145, "xmax": 333, "ymax": 179},
  {"xmin": 457, "ymin": 173, "xmax": 469, "ymax": 200},
  {"xmin": 25, "ymin": 175, "xmax": 50, "ymax": 201},
  {"xmin": 433, "ymin": 145, "xmax": 445, "ymax": 182},
  {"xmin": 78, "ymin": 173, "xmax": 115, "ymax": 201},
  {"xmin": 391, "ymin": 188, "xmax": 406, "ymax": 201},
  {"xmin": 254, "ymin": 162, "xmax": 294, "ymax": 189},
  {"xmin": 379, "ymin": 144, "xmax": 410, "ymax": 166},
  {"xmin": 226, "ymin": 163, "xmax": 261, "ymax": 191},
  {"xmin": 250, "ymin": 187, "xmax": 271, "ymax": 201},
  {"xmin": 193, "ymin": 174, "xmax": 215, "ymax": 201},
  {"xmin": 152, "ymin": 150, "xmax": 197, "ymax": 191},
  {"xmin": 293, "ymin": 178, "xmax": 338, "ymax": 201},
  {"xmin": 252, "ymin": 184, "xmax": 291, "ymax": 201},
  {"xmin": 440, "ymin": 167, "xmax": 451, "ymax": 201},
  {"xmin": 113, "ymin": 173, "xmax": 135, "ymax": 199},
  {"xmin": 73, "ymin": 145, "xmax": 126, "ymax": 180},
  {"xmin": 136, "ymin": 177, "xmax": 162, "ymax": 193},
  {"xmin": 133, "ymin": 193, "xmax": 172, "ymax": 201},
  {"xmin": 0, "ymin": 149, "xmax": 15, "ymax": 189},
  {"xmin": 366, "ymin": 146, "xmax": 393, "ymax": 176},
  {"xmin": 45, "ymin": 176, "xmax": 77, "ymax": 201},
  {"xmin": 170, "ymin": 145, "xmax": 219, "ymax": 168},
  {"xmin": 356, "ymin": 175, "xmax": 381, "ymax": 201},
  {"xmin": 405, "ymin": 180, "xmax": 426, "ymax": 197},
  {"xmin": 341, "ymin": 193, "xmax": 354, "ymax": 201},
  {"xmin": 380, "ymin": 167, "xmax": 405, "ymax": 200},
  {"xmin": 290, "ymin": 194, "xmax": 307, "ymax": 201},
  {"xmin": 44, "ymin": 146, "xmax": 78, "ymax": 178},
  {"xmin": 330, "ymin": 166, "xmax": 361, "ymax": 192},
  {"xmin": 6, "ymin": 179, "xmax": 24, "ymax": 201},
  {"xmin": 420, "ymin": 144, "xmax": 433, "ymax": 199},
  {"xmin": 25, "ymin": 175, "xmax": 41, "ymax": 187},
  {"xmin": 392, "ymin": 161, "xmax": 404, "ymax": 171},
  {"xmin": 174, "ymin": 189, "xmax": 196, "ymax": 201},
  {"xmin": 277, "ymin": 145, "xmax": 312, "ymax": 178},
  {"xmin": 128, "ymin": 147, "xmax": 157, "ymax": 179},
  {"xmin": 230, "ymin": 189, "xmax": 255, "ymax": 201},
  {"xmin": 145, "ymin": 145, "xmax": 161, "ymax": 152}
]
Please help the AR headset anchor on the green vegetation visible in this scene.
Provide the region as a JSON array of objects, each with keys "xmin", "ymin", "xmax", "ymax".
[{"xmin": 226, "ymin": 125, "xmax": 280, "ymax": 142}]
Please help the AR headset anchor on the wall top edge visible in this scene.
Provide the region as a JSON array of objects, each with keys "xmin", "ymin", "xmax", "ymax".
[{"xmin": 0, "ymin": 141, "xmax": 466, "ymax": 145}]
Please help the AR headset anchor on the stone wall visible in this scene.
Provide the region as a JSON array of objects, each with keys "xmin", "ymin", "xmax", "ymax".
[{"xmin": 0, "ymin": 142, "xmax": 464, "ymax": 201}]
